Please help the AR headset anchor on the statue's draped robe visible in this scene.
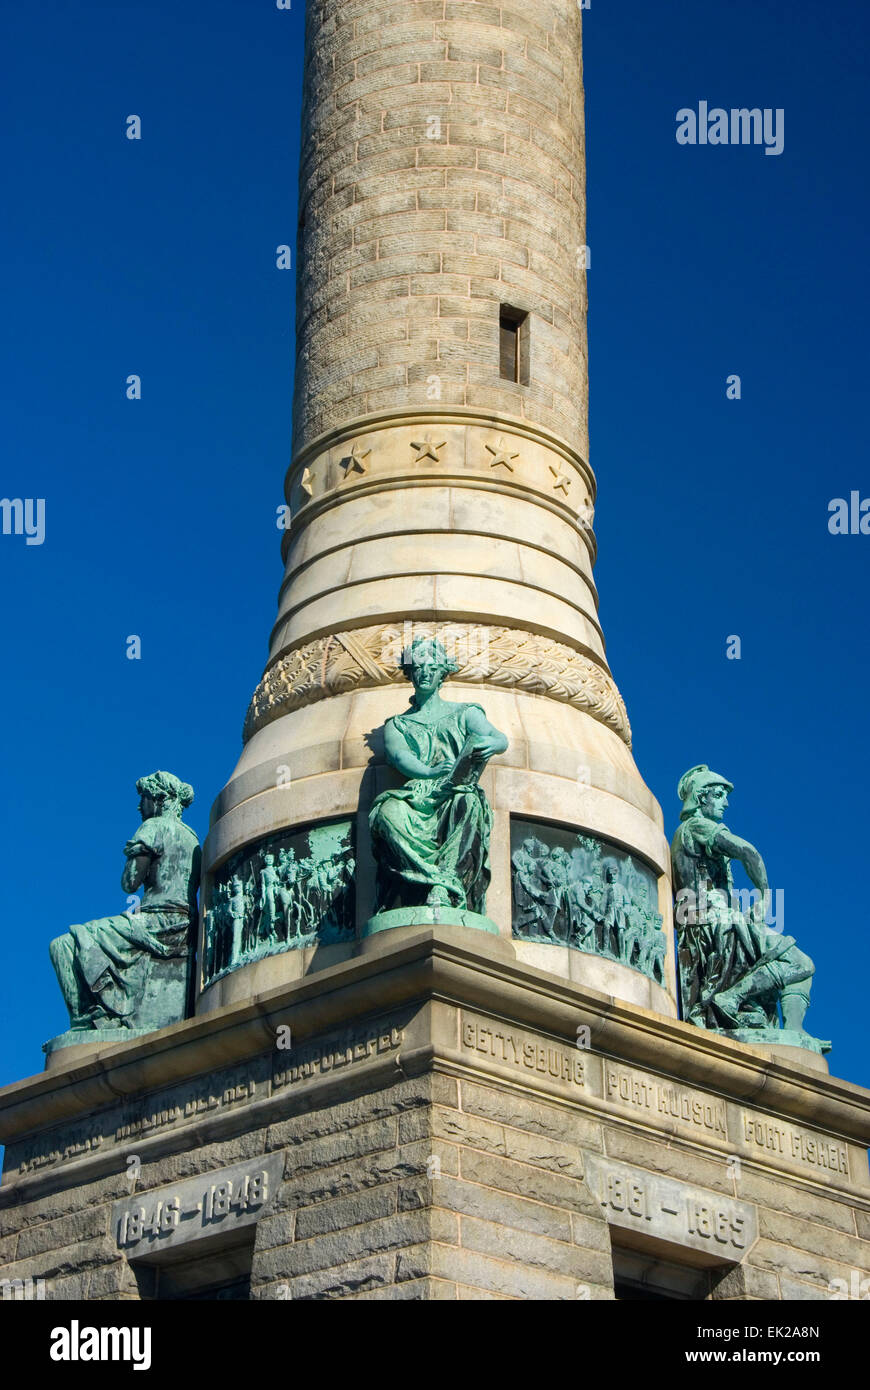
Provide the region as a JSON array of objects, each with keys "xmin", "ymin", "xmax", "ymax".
[{"xmin": 370, "ymin": 702, "xmax": 492, "ymax": 912}]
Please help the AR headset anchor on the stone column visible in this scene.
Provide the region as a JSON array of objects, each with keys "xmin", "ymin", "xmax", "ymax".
[{"xmin": 201, "ymin": 0, "xmax": 676, "ymax": 1017}]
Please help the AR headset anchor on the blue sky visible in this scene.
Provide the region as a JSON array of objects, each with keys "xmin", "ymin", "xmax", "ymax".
[{"xmin": 1, "ymin": 0, "xmax": 867, "ymax": 1101}]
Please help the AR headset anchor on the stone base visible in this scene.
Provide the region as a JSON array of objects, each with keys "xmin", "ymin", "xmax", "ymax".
[
  {"xmin": 362, "ymin": 907, "xmax": 499, "ymax": 936},
  {"xmin": 512, "ymin": 939, "xmax": 676, "ymax": 1017},
  {"xmin": 726, "ymin": 1027, "xmax": 832, "ymax": 1058},
  {"xmin": 2, "ymin": 928, "xmax": 868, "ymax": 1302},
  {"xmin": 745, "ymin": 1042, "xmax": 830, "ymax": 1075},
  {"xmin": 43, "ymin": 1027, "xmax": 159, "ymax": 1070}
]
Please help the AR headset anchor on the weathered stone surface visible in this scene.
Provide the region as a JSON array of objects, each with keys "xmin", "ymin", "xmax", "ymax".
[
  {"xmin": 47, "ymin": 1273, "xmax": 91, "ymax": 1301},
  {"xmin": 458, "ymin": 1077, "xmax": 603, "ymax": 1149},
  {"xmin": 757, "ymin": 1207, "xmax": 870, "ymax": 1269},
  {"xmin": 735, "ymin": 1167, "xmax": 859, "ymax": 1234},
  {"xmin": 275, "ymin": 1116, "xmax": 399, "ymax": 1175},
  {"xmin": 749, "ymin": 1238, "xmax": 856, "ymax": 1293},
  {"xmin": 499, "ymin": 1124, "xmax": 584, "ymax": 1179},
  {"xmin": 710, "ymin": 1263, "xmax": 780, "ymax": 1301},
  {"xmin": 776, "ymin": 1272, "xmax": 838, "ymax": 1301},
  {"xmin": 0, "ymin": 1236, "xmax": 118, "ymax": 1284},
  {"xmin": 16, "ymin": 1205, "xmax": 109, "ymax": 1260},
  {"xmin": 0, "ymin": 1170, "xmax": 131, "ymax": 1235},
  {"xmin": 86, "ymin": 1260, "xmax": 140, "ymax": 1301},
  {"xmin": 429, "ymin": 1104, "xmax": 507, "ymax": 1155},
  {"xmin": 458, "ymin": 1148, "xmax": 589, "ymax": 1213},
  {"xmin": 270, "ymin": 1138, "xmax": 459, "ymax": 1216},
  {"xmin": 460, "ymin": 1215, "xmax": 607, "ymax": 1282},
  {"xmin": 601, "ymin": 1126, "xmax": 735, "ymax": 1195},
  {"xmin": 419, "ymin": 1173, "xmax": 574, "ymax": 1243},
  {"xmin": 293, "ymin": 1187, "xmax": 397, "ymax": 1241},
  {"xmin": 352, "ymin": 1276, "xmax": 457, "ymax": 1300},
  {"xmin": 570, "ymin": 1211, "xmax": 611, "ymax": 1252},
  {"xmin": 256, "ymin": 1208, "xmax": 456, "ymax": 1282},
  {"xmin": 258, "ymin": 1253, "xmax": 397, "ymax": 1301},
  {"xmin": 398, "ymin": 1241, "xmax": 580, "ymax": 1299}
]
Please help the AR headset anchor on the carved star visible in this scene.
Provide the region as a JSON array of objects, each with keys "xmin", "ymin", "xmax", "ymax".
[
  {"xmin": 486, "ymin": 437, "xmax": 520, "ymax": 472},
  {"xmin": 341, "ymin": 442, "xmax": 371, "ymax": 477},
  {"xmin": 300, "ymin": 467, "xmax": 314, "ymax": 497},
  {"xmin": 410, "ymin": 434, "xmax": 446, "ymax": 463},
  {"xmin": 549, "ymin": 463, "xmax": 572, "ymax": 495}
]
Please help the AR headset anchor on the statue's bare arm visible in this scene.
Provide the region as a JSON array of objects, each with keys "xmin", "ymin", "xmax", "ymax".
[
  {"xmin": 121, "ymin": 847, "xmax": 153, "ymax": 894},
  {"xmin": 463, "ymin": 706, "xmax": 509, "ymax": 759},
  {"xmin": 712, "ymin": 827, "xmax": 769, "ymax": 896}
]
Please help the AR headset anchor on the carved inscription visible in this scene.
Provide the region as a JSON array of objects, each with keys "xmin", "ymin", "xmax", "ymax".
[
  {"xmin": 741, "ymin": 1112, "xmax": 849, "ymax": 1177},
  {"xmin": 115, "ymin": 1074, "xmax": 260, "ymax": 1143},
  {"xmin": 461, "ymin": 1019, "xmax": 585, "ymax": 1088},
  {"xmin": 273, "ymin": 1026, "xmax": 403, "ymax": 1088},
  {"xmin": 604, "ymin": 1062, "xmax": 727, "ymax": 1139},
  {"xmin": 586, "ymin": 1155, "xmax": 757, "ymax": 1258},
  {"xmin": 112, "ymin": 1154, "xmax": 283, "ymax": 1259},
  {"xmin": 11, "ymin": 1063, "xmax": 268, "ymax": 1178},
  {"xmin": 17, "ymin": 1123, "xmax": 106, "ymax": 1176}
]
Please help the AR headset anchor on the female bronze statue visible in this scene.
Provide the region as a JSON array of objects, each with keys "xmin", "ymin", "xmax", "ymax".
[
  {"xmin": 49, "ymin": 771, "xmax": 200, "ymax": 1037},
  {"xmin": 369, "ymin": 637, "xmax": 508, "ymax": 915}
]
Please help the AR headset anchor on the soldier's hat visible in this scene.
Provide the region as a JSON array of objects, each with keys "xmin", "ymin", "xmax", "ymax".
[{"xmin": 677, "ymin": 764, "xmax": 733, "ymax": 817}]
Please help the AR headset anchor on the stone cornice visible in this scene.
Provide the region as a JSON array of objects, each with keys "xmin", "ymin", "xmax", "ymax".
[
  {"xmin": 1, "ymin": 929, "xmax": 867, "ymax": 1158},
  {"xmin": 245, "ymin": 623, "xmax": 630, "ymax": 745}
]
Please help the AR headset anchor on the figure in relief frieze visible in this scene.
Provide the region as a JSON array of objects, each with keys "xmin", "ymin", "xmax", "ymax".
[{"xmin": 258, "ymin": 853, "xmax": 280, "ymax": 943}]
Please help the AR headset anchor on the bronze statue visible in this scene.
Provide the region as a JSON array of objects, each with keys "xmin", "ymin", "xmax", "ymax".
[
  {"xmin": 48, "ymin": 771, "xmax": 200, "ymax": 1042},
  {"xmin": 672, "ymin": 765, "xmax": 828, "ymax": 1053},
  {"xmin": 369, "ymin": 637, "xmax": 508, "ymax": 915}
]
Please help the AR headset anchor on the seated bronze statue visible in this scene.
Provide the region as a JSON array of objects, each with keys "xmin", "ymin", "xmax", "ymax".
[
  {"xmin": 672, "ymin": 764, "xmax": 828, "ymax": 1053},
  {"xmin": 369, "ymin": 637, "xmax": 508, "ymax": 915},
  {"xmin": 49, "ymin": 771, "xmax": 201, "ymax": 1041}
]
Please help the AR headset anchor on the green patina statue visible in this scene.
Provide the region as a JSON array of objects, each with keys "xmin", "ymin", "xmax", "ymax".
[
  {"xmin": 47, "ymin": 772, "xmax": 201, "ymax": 1050},
  {"xmin": 510, "ymin": 827, "xmax": 666, "ymax": 984},
  {"xmin": 671, "ymin": 764, "xmax": 829, "ymax": 1054},
  {"xmin": 368, "ymin": 637, "xmax": 508, "ymax": 923}
]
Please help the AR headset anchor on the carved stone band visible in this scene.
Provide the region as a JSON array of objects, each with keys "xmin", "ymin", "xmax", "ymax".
[{"xmin": 243, "ymin": 624, "xmax": 632, "ymax": 747}]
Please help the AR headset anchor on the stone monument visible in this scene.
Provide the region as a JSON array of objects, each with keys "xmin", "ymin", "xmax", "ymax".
[{"xmin": 1, "ymin": 1, "xmax": 868, "ymax": 1302}]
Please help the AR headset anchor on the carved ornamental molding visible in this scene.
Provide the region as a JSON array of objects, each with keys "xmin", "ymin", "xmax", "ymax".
[{"xmin": 243, "ymin": 624, "xmax": 631, "ymax": 747}]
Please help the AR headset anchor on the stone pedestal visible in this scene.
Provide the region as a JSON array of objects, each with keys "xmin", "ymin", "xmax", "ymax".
[{"xmin": 2, "ymin": 929, "xmax": 868, "ymax": 1302}]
